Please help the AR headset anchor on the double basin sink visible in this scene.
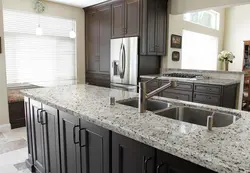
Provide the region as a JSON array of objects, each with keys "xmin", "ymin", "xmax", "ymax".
[{"xmin": 118, "ymin": 98, "xmax": 240, "ymax": 128}]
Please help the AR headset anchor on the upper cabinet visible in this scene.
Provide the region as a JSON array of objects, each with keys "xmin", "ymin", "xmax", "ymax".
[
  {"xmin": 140, "ymin": 0, "xmax": 167, "ymax": 56},
  {"xmin": 111, "ymin": 0, "xmax": 140, "ymax": 38},
  {"xmin": 85, "ymin": 4, "xmax": 111, "ymax": 74}
]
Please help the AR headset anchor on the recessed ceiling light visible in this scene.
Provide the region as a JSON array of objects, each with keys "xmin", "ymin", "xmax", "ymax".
[{"xmin": 47, "ymin": 0, "xmax": 109, "ymax": 8}]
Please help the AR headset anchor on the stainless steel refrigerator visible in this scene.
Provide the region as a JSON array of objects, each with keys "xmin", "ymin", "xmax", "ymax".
[{"xmin": 110, "ymin": 37, "xmax": 138, "ymax": 92}]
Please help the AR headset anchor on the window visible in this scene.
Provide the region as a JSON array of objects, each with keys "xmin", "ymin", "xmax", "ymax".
[
  {"xmin": 3, "ymin": 9, "xmax": 76, "ymax": 86},
  {"xmin": 182, "ymin": 30, "xmax": 218, "ymax": 70},
  {"xmin": 184, "ymin": 10, "xmax": 220, "ymax": 30}
]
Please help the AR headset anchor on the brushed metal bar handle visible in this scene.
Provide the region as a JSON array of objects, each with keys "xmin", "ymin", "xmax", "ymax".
[
  {"xmin": 73, "ymin": 125, "xmax": 80, "ymax": 144},
  {"xmin": 157, "ymin": 163, "xmax": 165, "ymax": 173},
  {"xmin": 40, "ymin": 110, "xmax": 47, "ymax": 125},
  {"xmin": 37, "ymin": 108, "xmax": 42, "ymax": 124},
  {"xmin": 79, "ymin": 128, "xmax": 87, "ymax": 148},
  {"xmin": 144, "ymin": 157, "xmax": 152, "ymax": 173}
]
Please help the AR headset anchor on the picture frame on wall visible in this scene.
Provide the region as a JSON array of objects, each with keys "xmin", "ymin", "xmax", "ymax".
[
  {"xmin": 172, "ymin": 51, "xmax": 180, "ymax": 61},
  {"xmin": 171, "ymin": 34, "xmax": 182, "ymax": 49}
]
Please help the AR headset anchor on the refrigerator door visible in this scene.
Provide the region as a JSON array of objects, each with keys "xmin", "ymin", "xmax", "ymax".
[{"xmin": 110, "ymin": 37, "xmax": 138, "ymax": 86}]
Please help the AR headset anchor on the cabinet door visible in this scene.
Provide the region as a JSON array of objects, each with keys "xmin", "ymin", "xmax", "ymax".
[
  {"xmin": 99, "ymin": 5, "xmax": 111, "ymax": 74},
  {"xmin": 59, "ymin": 111, "xmax": 81, "ymax": 173},
  {"xmin": 155, "ymin": 0, "xmax": 167, "ymax": 55},
  {"xmin": 124, "ymin": 0, "xmax": 139, "ymax": 37},
  {"xmin": 147, "ymin": 0, "xmax": 157, "ymax": 55},
  {"xmin": 112, "ymin": 132, "xmax": 155, "ymax": 173},
  {"xmin": 80, "ymin": 119, "xmax": 110, "ymax": 173},
  {"xmin": 111, "ymin": 1, "xmax": 125, "ymax": 38},
  {"xmin": 42, "ymin": 104, "xmax": 60, "ymax": 173},
  {"xmin": 24, "ymin": 97, "xmax": 34, "ymax": 171},
  {"xmin": 156, "ymin": 150, "xmax": 216, "ymax": 173},
  {"xmin": 86, "ymin": 10, "xmax": 99, "ymax": 73},
  {"xmin": 30, "ymin": 100, "xmax": 46, "ymax": 173}
]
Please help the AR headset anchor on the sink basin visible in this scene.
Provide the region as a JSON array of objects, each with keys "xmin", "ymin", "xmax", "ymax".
[
  {"xmin": 156, "ymin": 107, "xmax": 240, "ymax": 127},
  {"xmin": 118, "ymin": 98, "xmax": 172, "ymax": 112}
]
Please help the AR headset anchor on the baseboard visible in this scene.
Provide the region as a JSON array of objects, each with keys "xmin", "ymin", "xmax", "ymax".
[{"xmin": 0, "ymin": 123, "xmax": 11, "ymax": 132}]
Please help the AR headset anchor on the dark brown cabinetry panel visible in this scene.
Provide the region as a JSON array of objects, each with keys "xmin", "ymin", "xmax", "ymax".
[
  {"xmin": 30, "ymin": 100, "xmax": 46, "ymax": 173},
  {"xmin": 86, "ymin": 73, "xmax": 110, "ymax": 88},
  {"xmin": 59, "ymin": 111, "xmax": 81, "ymax": 173},
  {"xmin": 99, "ymin": 6, "xmax": 112, "ymax": 74},
  {"xmin": 156, "ymin": 150, "xmax": 216, "ymax": 173},
  {"xmin": 162, "ymin": 90, "xmax": 193, "ymax": 101},
  {"xmin": 24, "ymin": 97, "xmax": 35, "ymax": 172},
  {"xmin": 124, "ymin": 0, "xmax": 140, "ymax": 37},
  {"xmin": 85, "ymin": 3, "xmax": 111, "ymax": 86},
  {"xmin": 112, "ymin": 132, "xmax": 155, "ymax": 173},
  {"xmin": 111, "ymin": 1, "xmax": 125, "ymax": 38},
  {"xmin": 111, "ymin": 0, "xmax": 139, "ymax": 38},
  {"xmin": 80, "ymin": 119, "xmax": 110, "ymax": 173},
  {"xmin": 42, "ymin": 104, "xmax": 60, "ymax": 173},
  {"xmin": 140, "ymin": 0, "xmax": 167, "ymax": 56}
]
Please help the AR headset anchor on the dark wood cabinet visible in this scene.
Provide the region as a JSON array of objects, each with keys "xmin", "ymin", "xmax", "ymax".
[
  {"xmin": 86, "ymin": 3, "xmax": 111, "ymax": 76},
  {"xmin": 112, "ymin": 132, "xmax": 155, "ymax": 173},
  {"xmin": 124, "ymin": 0, "xmax": 140, "ymax": 37},
  {"xmin": 29, "ymin": 99, "xmax": 60, "ymax": 173},
  {"xmin": 24, "ymin": 97, "xmax": 34, "ymax": 172},
  {"xmin": 156, "ymin": 150, "xmax": 216, "ymax": 173},
  {"xmin": 79, "ymin": 119, "xmax": 110, "ymax": 173},
  {"xmin": 111, "ymin": 1, "xmax": 125, "ymax": 38},
  {"xmin": 59, "ymin": 111, "xmax": 81, "ymax": 173},
  {"xmin": 162, "ymin": 90, "xmax": 193, "ymax": 101},
  {"xmin": 111, "ymin": 0, "xmax": 139, "ymax": 38},
  {"xmin": 140, "ymin": 0, "xmax": 167, "ymax": 55},
  {"xmin": 42, "ymin": 104, "xmax": 60, "ymax": 173},
  {"xmin": 30, "ymin": 100, "xmax": 46, "ymax": 173},
  {"xmin": 86, "ymin": 3, "xmax": 112, "ymax": 87}
]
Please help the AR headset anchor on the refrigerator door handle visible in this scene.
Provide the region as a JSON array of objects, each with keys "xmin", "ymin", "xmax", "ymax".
[
  {"xmin": 119, "ymin": 43, "xmax": 123, "ymax": 76},
  {"xmin": 119, "ymin": 43, "xmax": 125, "ymax": 79}
]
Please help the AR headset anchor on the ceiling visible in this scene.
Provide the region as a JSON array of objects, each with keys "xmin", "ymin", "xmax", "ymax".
[{"xmin": 47, "ymin": 0, "xmax": 109, "ymax": 8}]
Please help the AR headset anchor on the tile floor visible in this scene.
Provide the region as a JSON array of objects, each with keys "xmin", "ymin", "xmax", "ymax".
[{"xmin": 0, "ymin": 127, "xmax": 31, "ymax": 173}]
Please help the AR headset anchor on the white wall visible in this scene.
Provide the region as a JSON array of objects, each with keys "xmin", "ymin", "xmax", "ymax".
[
  {"xmin": 170, "ymin": 0, "xmax": 250, "ymax": 14},
  {"xmin": 224, "ymin": 4, "xmax": 250, "ymax": 71},
  {"xmin": 0, "ymin": 0, "xmax": 85, "ymax": 126},
  {"xmin": 162, "ymin": 8, "xmax": 225, "ymax": 70},
  {"xmin": 0, "ymin": 0, "xmax": 9, "ymax": 127}
]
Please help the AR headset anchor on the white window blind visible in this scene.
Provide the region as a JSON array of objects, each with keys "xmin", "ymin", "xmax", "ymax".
[{"xmin": 3, "ymin": 9, "xmax": 76, "ymax": 86}]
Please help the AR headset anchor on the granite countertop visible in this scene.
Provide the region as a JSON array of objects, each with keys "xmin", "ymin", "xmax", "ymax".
[
  {"xmin": 140, "ymin": 75, "xmax": 241, "ymax": 85},
  {"xmin": 21, "ymin": 85, "xmax": 250, "ymax": 173}
]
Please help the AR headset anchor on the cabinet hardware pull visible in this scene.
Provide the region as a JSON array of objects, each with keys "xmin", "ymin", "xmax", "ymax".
[
  {"xmin": 79, "ymin": 128, "xmax": 87, "ymax": 147},
  {"xmin": 144, "ymin": 157, "xmax": 152, "ymax": 173},
  {"xmin": 157, "ymin": 163, "xmax": 165, "ymax": 173},
  {"xmin": 37, "ymin": 108, "xmax": 42, "ymax": 124},
  {"xmin": 40, "ymin": 110, "xmax": 47, "ymax": 125},
  {"xmin": 73, "ymin": 125, "xmax": 80, "ymax": 144}
]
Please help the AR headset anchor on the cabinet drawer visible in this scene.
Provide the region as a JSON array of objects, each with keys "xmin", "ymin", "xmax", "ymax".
[
  {"xmin": 161, "ymin": 80, "xmax": 193, "ymax": 91},
  {"xmin": 193, "ymin": 92, "xmax": 221, "ymax": 106},
  {"xmin": 140, "ymin": 78, "xmax": 159, "ymax": 87},
  {"xmin": 161, "ymin": 90, "xmax": 192, "ymax": 101},
  {"xmin": 194, "ymin": 84, "xmax": 222, "ymax": 95}
]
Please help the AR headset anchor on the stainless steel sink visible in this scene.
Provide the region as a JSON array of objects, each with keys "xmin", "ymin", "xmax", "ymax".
[
  {"xmin": 118, "ymin": 98, "xmax": 172, "ymax": 112},
  {"xmin": 156, "ymin": 107, "xmax": 240, "ymax": 127}
]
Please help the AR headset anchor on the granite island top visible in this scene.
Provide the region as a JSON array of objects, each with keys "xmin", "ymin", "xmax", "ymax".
[
  {"xmin": 21, "ymin": 85, "xmax": 250, "ymax": 173},
  {"xmin": 140, "ymin": 75, "xmax": 241, "ymax": 85}
]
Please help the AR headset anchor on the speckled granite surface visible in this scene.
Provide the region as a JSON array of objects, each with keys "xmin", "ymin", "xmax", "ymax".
[
  {"xmin": 21, "ymin": 85, "xmax": 250, "ymax": 173},
  {"xmin": 140, "ymin": 75, "xmax": 241, "ymax": 85}
]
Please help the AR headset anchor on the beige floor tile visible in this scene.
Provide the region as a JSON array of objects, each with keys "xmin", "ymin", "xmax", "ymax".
[
  {"xmin": 0, "ymin": 164, "xmax": 19, "ymax": 173},
  {"xmin": 0, "ymin": 148, "xmax": 28, "ymax": 167},
  {"xmin": 2, "ymin": 128, "xmax": 27, "ymax": 142},
  {"xmin": 0, "ymin": 139, "xmax": 27, "ymax": 154}
]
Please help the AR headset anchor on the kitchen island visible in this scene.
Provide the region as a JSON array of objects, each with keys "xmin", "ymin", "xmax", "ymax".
[{"xmin": 21, "ymin": 84, "xmax": 250, "ymax": 173}]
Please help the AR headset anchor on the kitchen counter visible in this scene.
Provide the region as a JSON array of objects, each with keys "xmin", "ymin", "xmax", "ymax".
[
  {"xmin": 140, "ymin": 75, "xmax": 241, "ymax": 86},
  {"xmin": 21, "ymin": 85, "xmax": 250, "ymax": 173}
]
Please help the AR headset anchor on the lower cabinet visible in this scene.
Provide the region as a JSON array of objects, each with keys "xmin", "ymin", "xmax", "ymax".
[
  {"xmin": 25, "ymin": 98, "xmax": 217, "ymax": 173},
  {"xmin": 156, "ymin": 150, "xmax": 216, "ymax": 173},
  {"xmin": 112, "ymin": 132, "xmax": 155, "ymax": 173}
]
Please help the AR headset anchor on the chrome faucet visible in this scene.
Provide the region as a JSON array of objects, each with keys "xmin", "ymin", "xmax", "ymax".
[{"xmin": 138, "ymin": 77, "xmax": 177, "ymax": 113}]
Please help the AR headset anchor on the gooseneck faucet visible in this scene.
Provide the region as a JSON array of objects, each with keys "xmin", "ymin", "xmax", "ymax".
[{"xmin": 139, "ymin": 77, "xmax": 177, "ymax": 113}]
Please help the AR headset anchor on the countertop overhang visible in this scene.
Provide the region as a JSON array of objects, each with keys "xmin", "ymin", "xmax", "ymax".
[
  {"xmin": 140, "ymin": 75, "xmax": 241, "ymax": 85},
  {"xmin": 21, "ymin": 85, "xmax": 250, "ymax": 173}
]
